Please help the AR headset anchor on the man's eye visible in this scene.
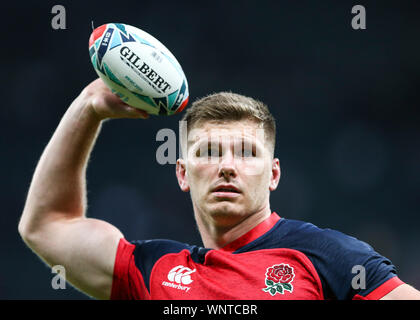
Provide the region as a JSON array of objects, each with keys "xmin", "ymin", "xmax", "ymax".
[
  {"xmin": 243, "ymin": 148, "xmax": 255, "ymax": 157},
  {"xmin": 243, "ymin": 148, "xmax": 254, "ymax": 157},
  {"xmin": 196, "ymin": 147, "xmax": 221, "ymax": 157},
  {"xmin": 208, "ymin": 148, "xmax": 220, "ymax": 157},
  {"xmin": 236, "ymin": 147, "xmax": 256, "ymax": 157}
]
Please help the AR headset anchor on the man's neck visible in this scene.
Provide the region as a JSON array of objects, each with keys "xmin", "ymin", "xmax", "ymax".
[{"xmin": 194, "ymin": 206, "xmax": 272, "ymax": 249}]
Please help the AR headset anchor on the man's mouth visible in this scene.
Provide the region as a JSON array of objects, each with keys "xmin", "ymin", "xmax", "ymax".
[
  {"xmin": 211, "ymin": 185, "xmax": 241, "ymax": 198},
  {"xmin": 212, "ymin": 184, "xmax": 240, "ymax": 193}
]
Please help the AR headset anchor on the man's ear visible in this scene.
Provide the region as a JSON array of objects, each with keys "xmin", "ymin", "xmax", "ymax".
[
  {"xmin": 269, "ymin": 158, "xmax": 281, "ymax": 191},
  {"xmin": 176, "ymin": 158, "xmax": 190, "ymax": 192}
]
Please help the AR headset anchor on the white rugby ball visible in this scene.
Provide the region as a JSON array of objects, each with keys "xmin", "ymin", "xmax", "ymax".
[{"xmin": 88, "ymin": 23, "xmax": 189, "ymax": 116}]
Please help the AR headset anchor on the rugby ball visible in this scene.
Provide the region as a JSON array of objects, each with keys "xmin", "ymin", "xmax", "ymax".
[{"xmin": 88, "ymin": 23, "xmax": 189, "ymax": 116}]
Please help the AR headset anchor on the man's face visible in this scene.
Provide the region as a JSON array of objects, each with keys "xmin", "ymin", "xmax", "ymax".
[{"xmin": 176, "ymin": 119, "xmax": 280, "ymax": 227}]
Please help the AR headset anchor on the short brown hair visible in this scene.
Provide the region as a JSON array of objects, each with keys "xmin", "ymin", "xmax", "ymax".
[{"xmin": 180, "ymin": 92, "xmax": 276, "ymax": 157}]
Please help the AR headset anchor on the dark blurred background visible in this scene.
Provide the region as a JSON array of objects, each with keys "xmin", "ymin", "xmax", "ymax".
[{"xmin": 1, "ymin": 0, "xmax": 419, "ymax": 299}]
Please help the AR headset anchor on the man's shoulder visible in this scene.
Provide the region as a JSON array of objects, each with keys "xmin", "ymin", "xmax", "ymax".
[
  {"xmin": 258, "ymin": 217, "xmax": 375, "ymax": 257},
  {"xmin": 271, "ymin": 218, "xmax": 398, "ymax": 300}
]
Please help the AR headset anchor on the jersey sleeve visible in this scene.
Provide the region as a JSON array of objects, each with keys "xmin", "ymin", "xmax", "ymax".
[
  {"xmin": 312, "ymin": 228, "xmax": 404, "ymax": 300},
  {"xmin": 110, "ymin": 237, "xmax": 192, "ymax": 300}
]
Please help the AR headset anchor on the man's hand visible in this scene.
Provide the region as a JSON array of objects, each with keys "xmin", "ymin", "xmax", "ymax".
[{"xmin": 82, "ymin": 78, "xmax": 149, "ymax": 121}]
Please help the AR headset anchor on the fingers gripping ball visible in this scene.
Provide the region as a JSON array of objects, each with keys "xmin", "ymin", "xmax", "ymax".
[{"xmin": 89, "ymin": 23, "xmax": 189, "ymax": 116}]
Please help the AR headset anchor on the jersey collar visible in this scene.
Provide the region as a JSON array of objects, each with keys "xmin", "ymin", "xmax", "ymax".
[{"xmin": 220, "ymin": 212, "xmax": 281, "ymax": 252}]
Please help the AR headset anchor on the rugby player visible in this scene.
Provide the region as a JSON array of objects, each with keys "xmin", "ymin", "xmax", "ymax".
[{"xmin": 18, "ymin": 79, "xmax": 420, "ymax": 300}]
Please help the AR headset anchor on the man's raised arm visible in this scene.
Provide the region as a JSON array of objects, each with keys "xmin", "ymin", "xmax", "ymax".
[{"xmin": 18, "ymin": 78, "xmax": 149, "ymax": 299}]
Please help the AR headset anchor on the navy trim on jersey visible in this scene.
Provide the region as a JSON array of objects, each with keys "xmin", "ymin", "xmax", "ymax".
[{"xmin": 131, "ymin": 239, "xmax": 210, "ymax": 292}]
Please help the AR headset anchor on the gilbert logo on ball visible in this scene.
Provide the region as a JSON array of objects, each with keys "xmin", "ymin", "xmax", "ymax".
[{"xmin": 89, "ymin": 23, "xmax": 189, "ymax": 116}]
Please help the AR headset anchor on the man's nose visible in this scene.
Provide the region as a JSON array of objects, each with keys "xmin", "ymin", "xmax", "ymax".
[{"xmin": 218, "ymin": 150, "xmax": 237, "ymax": 178}]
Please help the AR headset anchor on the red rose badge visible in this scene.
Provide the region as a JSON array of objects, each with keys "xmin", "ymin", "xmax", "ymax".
[{"xmin": 262, "ymin": 263, "xmax": 295, "ymax": 295}]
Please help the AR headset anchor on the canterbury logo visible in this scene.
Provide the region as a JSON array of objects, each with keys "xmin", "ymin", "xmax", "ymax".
[{"xmin": 167, "ymin": 265, "xmax": 196, "ymax": 285}]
